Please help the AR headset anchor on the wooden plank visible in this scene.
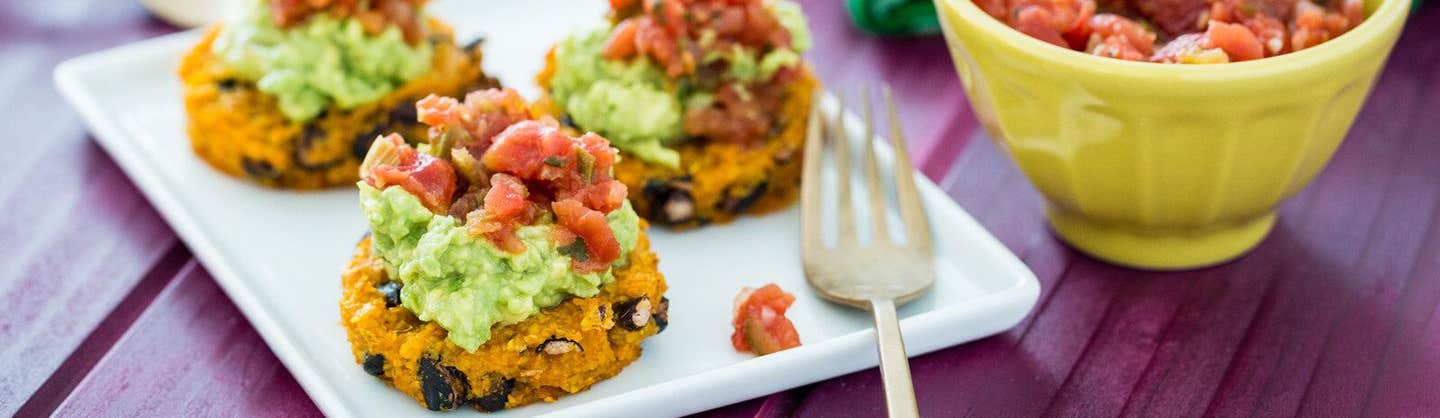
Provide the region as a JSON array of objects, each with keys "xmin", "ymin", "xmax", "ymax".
[
  {"xmin": 1360, "ymin": 214, "xmax": 1440, "ymax": 415},
  {"xmin": 795, "ymin": 0, "xmax": 975, "ymax": 169},
  {"xmin": 11, "ymin": 244, "xmax": 189, "ymax": 417},
  {"xmin": 24, "ymin": 0, "xmax": 1440, "ymax": 417},
  {"xmin": 52, "ymin": 262, "xmax": 321, "ymax": 417},
  {"xmin": 0, "ymin": 1, "xmax": 181, "ymax": 414},
  {"xmin": 770, "ymin": 6, "xmax": 1440, "ymax": 418}
]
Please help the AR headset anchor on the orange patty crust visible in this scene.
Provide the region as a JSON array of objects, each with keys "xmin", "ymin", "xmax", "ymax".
[
  {"xmin": 339, "ymin": 228, "xmax": 668, "ymax": 412},
  {"xmin": 178, "ymin": 20, "xmax": 498, "ymax": 189}
]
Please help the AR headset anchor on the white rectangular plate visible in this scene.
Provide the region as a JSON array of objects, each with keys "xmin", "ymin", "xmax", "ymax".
[{"xmin": 54, "ymin": 1, "xmax": 1039, "ymax": 416}]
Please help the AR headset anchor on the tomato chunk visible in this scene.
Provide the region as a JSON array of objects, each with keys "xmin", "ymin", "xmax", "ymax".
[
  {"xmin": 730, "ymin": 283, "xmax": 801, "ymax": 355},
  {"xmin": 1291, "ymin": 0, "xmax": 1364, "ymax": 52},
  {"xmin": 484, "ymin": 122, "xmax": 624, "ymax": 209},
  {"xmin": 483, "ymin": 173, "xmax": 530, "ymax": 218},
  {"xmin": 1206, "ymin": 21, "xmax": 1263, "ymax": 62},
  {"xmin": 605, "ymin": 0, "xmax": 799, "ymax": 78},
  {"xmin": 481, "ymin": 121, "xmax": 551, "ymax": 179},
  {"xmin": 1082, "ymin": 14, "xmax": 1156, "ymax": 61},
  {"xmin": 602, "ymin": 19, "xmax": 640, "ymax": 60},
  {"xmin": 384, "ymin": 88, "xmax": 638, "ymax": 271},
  {"xmin": 363, "ymin": 134, "xmax": 456, "ymax": 213},
  {"xmin": 1000, "ymin": 0, "xmax": 1094, "ymax": 49},
  {"xmin": 465, "ymin": 173, "xmax": 534, "ymax": 253},
  {"xmin": 471, "ymin": 119, "xmax": 628, "ymax": 262},
  {"xmin": 416, "ymin": 88, "xmax": 531, "ymax": 157},
  {"xmin": 552, "ymin": 199, "xmax": 622, "ymax": 272}
]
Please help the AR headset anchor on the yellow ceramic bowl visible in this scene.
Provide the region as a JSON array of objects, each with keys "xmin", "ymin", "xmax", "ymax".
[{"xmin": 934, "ymin": 0, "xmax": 1410, "ymax": 270}]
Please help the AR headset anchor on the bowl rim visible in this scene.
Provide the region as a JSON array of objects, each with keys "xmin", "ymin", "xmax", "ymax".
[{"xmin": 937, "ymin": 0, "xmax": 1410, "ymax": 80}]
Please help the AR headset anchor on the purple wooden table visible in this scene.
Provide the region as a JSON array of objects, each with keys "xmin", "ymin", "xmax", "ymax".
[{"xmin": 5, "ymin": 1, "xmax": 1439, "ymax": 416}]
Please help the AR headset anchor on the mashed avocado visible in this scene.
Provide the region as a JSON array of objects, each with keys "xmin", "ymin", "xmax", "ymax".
[
  {"xmin": 549, "ymin": 28, "xmax": 683, "ymax": 168},
  {"xmin": 716, "ymin": 46, "xmax": 801, "ymax": 84},
  {"xmin": 547, "ymin": 0, "xmax": 812, "ymax": 167},
  {"xmin": 212, "ymin": 1, "xmax": 433, "ymax": 122},
  {"xmin": 359, "ymin": 183, "xmax": 640, "ymax": 351}
]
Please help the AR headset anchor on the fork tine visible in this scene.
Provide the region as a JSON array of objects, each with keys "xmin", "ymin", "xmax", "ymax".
[
  {"xmin": 832, "ymin": 89, "xmax": 856, "ymax": 246},
  {"xmin": 860, "ymin": 86, "xmax": 889, "ymax": 246},
  {"xmin": 883, "ymin": 85, "xmax": 932, "ymax": 252},
  {"xmin": 800, "ymin": 89, "xmax": 825, "ymax": 257}
]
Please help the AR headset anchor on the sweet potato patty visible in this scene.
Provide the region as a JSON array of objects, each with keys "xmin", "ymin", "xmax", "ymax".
[
  {"xmin": 539, "ymin": 65, "xmax": 817, "ymax": 229},
  {"xmin": 178, "ymin": 20, "xmax": 498, "ymax": 189},
  {"xmin": 339, "ymin": 228, "xmax": 669, "ymax": 412}
]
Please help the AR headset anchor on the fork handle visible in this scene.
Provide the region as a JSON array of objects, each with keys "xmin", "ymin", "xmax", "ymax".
[{"xmin": 870, "ymin": 298, "xmax": 919, "ymax": 417}]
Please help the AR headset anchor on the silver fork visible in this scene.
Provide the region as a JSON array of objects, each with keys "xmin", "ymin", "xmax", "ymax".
[{"xmin": 800, "ymin": 86, "xmax": 935, "ymax": 418}]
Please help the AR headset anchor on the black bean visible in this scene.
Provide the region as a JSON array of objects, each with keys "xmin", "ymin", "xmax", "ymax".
[
  {"xmin": 291, "ymin": 125, "xmax": 344, "ymax": 171},
  {"xmin": 387, "ymin": 101, "xmax": 418, "ymax": 125},
  {"xmin": 473, "ymin": 378, "xmax": 514, "ymax": 412},
  {"xmin": 351, "ymin": 125, "xmax": 386, "ymax": 161},
  {"xmin": 462, "ymin": 36, "xmax": 487, "ymax": 54},
  {"xmin": 641, "ymin": 179, "xmax": 665, "ymax": 199},
  {"xmin": 362, "ymin": 353, "xmax": 386, "ymax": 376},
  {"xmin": 654, "ymin": 297, "xmax": 670, "ymax": 334},
  {"xmin": 642, "ymin": 177, "xmax": 696, "ymax": 226},
  {"xmin": 472, "ymin": 75, "xmax": 502, "ymax": 91},
  {"xmin": 535, "ymin": 337, "xmax": 583, "ymax": 355},
  {"xmin": 720, "ymin": 181, "xmax": 768, "ymax": 214},
  {"xmin": 303, "ymin": 125, "xmax": 325, "ymax": 141},
  {"xmin": 240, "ymin": 158, "xmax": 281, "ymax": 181},
  {"xmin": 614, "ymin": 297, "xmax": 653, "ymax": 331},
  {"xmin": 217, "ymin": 78, "xmax": 239, "ymax": 91},
  {"xmin": 419, "ymin": 358, "xmax": 469, "ymax": 411},
  {"xmin": 377, "ymin": 281, "xmax": 402, "ymax": 308}
]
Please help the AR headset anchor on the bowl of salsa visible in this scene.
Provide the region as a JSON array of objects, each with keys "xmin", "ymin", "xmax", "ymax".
[{"xmin": 933, "ymin": 0, "xmax": 1409, "ymax": 269}]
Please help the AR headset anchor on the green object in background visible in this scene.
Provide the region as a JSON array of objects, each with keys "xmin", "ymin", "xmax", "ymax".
[{"xmin": 846, "ymin": 0, "xmax": 941, "ymax": 36}]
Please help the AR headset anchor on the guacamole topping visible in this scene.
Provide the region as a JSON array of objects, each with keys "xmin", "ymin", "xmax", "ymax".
[
  {"xmin": 550, "ymin": 28, "xmax": 683, "ymax": 168},
  {"xmin": 547, "ymin": 0, "xmax": 812, "ymax": 167},
  {"xmin": 360, "ymin": 183, "xmax": 640, "ymax": 351},
  {"xmin": 212, "ymin": 1, "xmax": 433, "ymax": 122}
]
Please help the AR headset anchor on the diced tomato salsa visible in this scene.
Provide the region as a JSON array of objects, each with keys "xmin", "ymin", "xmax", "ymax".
[
  {"xmin": 601, "ymin": 0, "xmax": 804, "ymax": 144},
  {"xmin": 363, "ymin": 88, "xmax": 630, "ymax": 272},
  {"xmin": 604, "ymin": 0, "xmax": 796, "ymax": 77},
  {"xmin": 731, "ymin": 283, "xmax": 802, "ymax": 355},
  {"xmin": 268, "ymin": 0, "xmax": 427, "ymax": 43},
  {"xmin": 362, "ymin": 134, "xmax": 456, "ymax": 213},
  {"xmin": 979, "ymin": 0, "xmax": 1365, "ymax": 63}
]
